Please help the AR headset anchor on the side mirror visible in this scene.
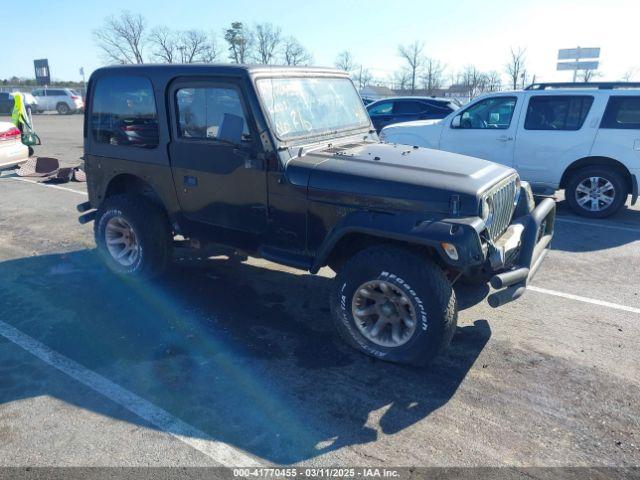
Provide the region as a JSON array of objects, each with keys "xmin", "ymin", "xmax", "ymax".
[
  {"xmin": 451, "ymin": 115, "xmax": 462, "ymax": 128},
  {"xmin": 218, "ymin": 113, "xmax": 245, "ymax": 145}
]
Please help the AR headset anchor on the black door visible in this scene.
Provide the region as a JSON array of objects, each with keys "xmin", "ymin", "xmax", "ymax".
[{"xmin": 168, "ymin": 79, "xmax": 267, "ymax": 234}]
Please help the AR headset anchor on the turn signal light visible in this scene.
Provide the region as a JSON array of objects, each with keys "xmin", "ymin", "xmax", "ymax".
[{"xmin": 441, "ymin": 242, "xmax": 459, "ymax": 261}]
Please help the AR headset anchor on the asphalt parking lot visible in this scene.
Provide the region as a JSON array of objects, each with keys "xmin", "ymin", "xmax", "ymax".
[{"xmin": 0, "ymin": 115, "xmax": 638, "ymax": 467}]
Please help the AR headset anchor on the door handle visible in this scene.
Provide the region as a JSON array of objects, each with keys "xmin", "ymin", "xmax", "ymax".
[{"xmin": 497, "ymin": 135, "xmax": 514, "ymax": 142}]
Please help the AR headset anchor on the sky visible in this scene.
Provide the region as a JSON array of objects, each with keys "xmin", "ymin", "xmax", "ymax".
[{"xmin": 2, "ymin": 0, "xmax": 638, "ymax": 85}]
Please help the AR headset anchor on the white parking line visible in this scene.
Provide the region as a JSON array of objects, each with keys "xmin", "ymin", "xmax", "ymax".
[
  {"xmin": 555, "ymin": 217, "xmax": 640, "ymax": 234},
  {"xmin": 4, "ymin": 176, "xmax": 88, "ymax": 196},
  {"xmin": 529, "ymin": 286, "xmax": 640, "ymax": 314},
  {"xmin": 0, "ymin": 319, "xmax": 261, "ymax": 467}
]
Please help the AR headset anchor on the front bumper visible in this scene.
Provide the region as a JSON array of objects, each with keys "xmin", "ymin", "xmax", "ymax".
[{"xmin": 487, "ymin": 197, "xmax": 556, "ymax": 308}]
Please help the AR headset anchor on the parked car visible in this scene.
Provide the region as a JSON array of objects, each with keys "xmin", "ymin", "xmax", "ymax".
[
  {"xmin": 31, "ymin": 88, "xmax": 84, "ymax": 114},
  {"xmin": 367, "ymin": 96, "xmax": 457, "ymax": 132},
  {"xmin": 381, "ymin": 82, "xmax": 640, "ymax": 218},
  {"xmin": 77, "ymin": 64, "xmax": 555, "ymax": 366},
  {"xmin": 0, "ymin": 121, "xmax": 29, "ymax": 170},
  {"xmin": 0, "ymin": 92, "xmax": 15, "ymax": 114}
]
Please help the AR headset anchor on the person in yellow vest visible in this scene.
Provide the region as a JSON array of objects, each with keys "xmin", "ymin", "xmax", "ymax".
[
  {"xmin": 11, "ymin": 92, "xmax": 31, "ymax": 133},
  {"xmin": 11, "ymin": 92, "xmax": 39, "ymax": 155}
]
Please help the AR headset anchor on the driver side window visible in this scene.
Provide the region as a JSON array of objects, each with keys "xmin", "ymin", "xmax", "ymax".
[
  {"xmin": 456, "ymin": 97, "xmax": 517, "ymax": 130},
  {"xmin": 176, "ymin": 86, "xmax": 249, "ymax": 144}
]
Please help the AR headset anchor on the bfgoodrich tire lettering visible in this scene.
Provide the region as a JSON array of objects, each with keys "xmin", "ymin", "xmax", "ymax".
[
  {"xmin": 94, "ymin": 194, "xmax": 171, "ymax": 279},
  {"xmin": 330, "ymin": 246, "xmax": 457, "ymax": 366}
]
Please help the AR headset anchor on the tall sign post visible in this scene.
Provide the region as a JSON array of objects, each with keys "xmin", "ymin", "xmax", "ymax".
[{"xmin": 557, "ymin": 47, "xmax": 600, "ymax": 82}]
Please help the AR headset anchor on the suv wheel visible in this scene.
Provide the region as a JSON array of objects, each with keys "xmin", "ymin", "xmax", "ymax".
[
  {"xmin": 566, "ymin": 167, "xmax": 627, "ymax": 218},
  {"xmin": 56, "ymin": 102, "xmax": 70, "ymax": 115},
  {"xmin": 94, "ymin": 194, "xmax": 172, "ymax": 279},
  {"xmin": 330, "ymin": 246, "xmax": 457, "ymax": 366}
]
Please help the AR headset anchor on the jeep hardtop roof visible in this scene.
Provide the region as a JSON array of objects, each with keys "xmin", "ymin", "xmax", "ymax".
[{"xmin": 90, "ymin": 63, "xmax": 349, "ymax": 80}]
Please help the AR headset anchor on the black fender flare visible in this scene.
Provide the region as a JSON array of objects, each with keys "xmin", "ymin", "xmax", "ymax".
[{"xmin": 310, "ymin": 209, "xmax": 485, "ymax": 273}]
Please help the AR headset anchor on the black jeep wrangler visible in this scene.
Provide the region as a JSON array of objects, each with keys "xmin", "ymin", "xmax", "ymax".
[{"xmin": 78, "ymin": 65, "xmax": 555, "ymax": 366}]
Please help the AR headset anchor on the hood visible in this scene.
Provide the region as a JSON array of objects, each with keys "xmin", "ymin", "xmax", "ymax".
[{"xmin": 287, "ymin": 142, "xmax": 516, "ymax": 216}]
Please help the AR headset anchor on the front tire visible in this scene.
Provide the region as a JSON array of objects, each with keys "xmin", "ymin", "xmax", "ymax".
[
  {"xmin": 94, "ymin": 194, "xmax": 172, "ymax": 279},
  {"xmin": 330, "ymin": 246, "xmax": 457, "ymax": 367},
  {"xmin": 565, "ymin": 167, "xmax": 628, "ymax": 218}
]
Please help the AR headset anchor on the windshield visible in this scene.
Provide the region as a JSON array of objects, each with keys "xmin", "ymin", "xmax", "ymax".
[{"xmin": 256, "ymin": 76, "xmax": 370, "ymax": 141}]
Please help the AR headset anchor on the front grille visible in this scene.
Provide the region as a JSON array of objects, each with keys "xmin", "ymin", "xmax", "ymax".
[{"xmin": 485, "ymin": 175, "xmax": 519, "ymax": 241}]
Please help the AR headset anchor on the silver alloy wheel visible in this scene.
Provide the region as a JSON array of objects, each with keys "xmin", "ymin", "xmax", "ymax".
[
  {"xmin": 351, "ymin": 279, "xmax": 418, "ymax": 347},
  {"xmin": 575, "ymin": 176, "xmax": 616, "ymax": 212},
  {"xmin": 105, "ymin": 216, "xmax": 140, "ymax": 267}
]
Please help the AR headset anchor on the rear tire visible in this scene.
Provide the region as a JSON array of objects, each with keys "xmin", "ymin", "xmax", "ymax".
[
  {"xmin": 94, "ymin": 194, "xmax": 172, "ymax": 279},
  {"xmin": 56, "ymin": 102, "xmax": 70, "ymax": 115},
  {"xmin": 565, "ymin": 167, "xmax": 627, "ymax": 218},
  {"xmin": 330, "ymin": 245, "xmax": 457, "ymax": 367}
]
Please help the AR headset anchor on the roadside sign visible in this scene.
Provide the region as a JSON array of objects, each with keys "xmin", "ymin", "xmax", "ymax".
[
  {"xmin": 558, "ymin": 47, "xmax": 600, "ymax": 60},
  {"xmin": 557, "ymin": 47, "xmax": 600, "ymax": 81},
  {"xmin": 557, "ymin": 61, "xmax": 599, "ymax": 71},
  {"xmin": 34, "ymin": 59, "xmax": 50, "ymax": 85}
]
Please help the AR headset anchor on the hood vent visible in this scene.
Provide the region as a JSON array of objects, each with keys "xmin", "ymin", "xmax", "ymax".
[{"xmin": 323, "ymin": 143, "xmax": 362, "ymax": 154}]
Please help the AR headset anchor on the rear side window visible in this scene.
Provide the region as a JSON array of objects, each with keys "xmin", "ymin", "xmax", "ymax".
[
  {"xmin": 368, "ymin": 101, "xmax": 393, "ymax": 115},
  {"xmin": 48, "ymin": 89, "xmax": 66, "ymax": 96},
  {"xmin": 393, "ymin": 101, "xmax": 424, "ymax": 114},
  {"xmin": 524, "ymin": 96, "xmax": 593, "ymax": 131},
  {"xmin": 600, "ymin": 96, "xmax": 640, "ymax": 129},
  {"xmin": 91, "ymin": 76, "xmax": 159, "ymax": 148}
]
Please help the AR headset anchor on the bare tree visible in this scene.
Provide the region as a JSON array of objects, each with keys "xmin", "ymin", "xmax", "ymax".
[
  {"xmin": 461, "ymin": 65, "xmax": 486, "ymax": 99},
  {"xmin": 335, "ymin": 51, "xmax": 357, "ymax": 73},
  {"xmin": 224, "ymin": 22, "xmax": 252, "ymax": 63},
  {"xmin": 578, "ymin": 69, "xmax": 601, "ymax": 82},
  {"xmin": 484, "ymin": 71, "xmax": 503, "ymax": 92},
  {"xmin": 355, "ymin": 66, "xmax": 373, "ymax": 91},
  {"xmin": 94, "ymin": 11, "xmax": 147, "ymax": 64},
  {"xmin": 398, "ymin": 41, "xmax": 424, "ymax": 94},
  {"xmin": 421, "ymin": 58, "xmax": 445, "ymax": 94},
  {"xmin": 148, "ymin": 26, "xmax": 178, "ymax": 63},
  {"xmin": 253, "ymin": 23, "xmax": 282, "ymax": 65},
  {"xmin": 177, "ymin": 30, "xmax": 210, "ymax": 63},
  {"xmin": 622, "ymin": 67, "xmax": 638, "ymax": 81},
  {"xmin": 392, "ymin": 69, "xmax": 411, "ymax": 91},
  {"xmin": 201, "ymin": 36, "xmax": 221, "ymax": 63},
  {"xmin": 506, "ymin": 47, "xmax": 526, "ymax": 90},
  {"xmin": 282, "ymin": 37, "xmax": 313, "ymax": 66}
]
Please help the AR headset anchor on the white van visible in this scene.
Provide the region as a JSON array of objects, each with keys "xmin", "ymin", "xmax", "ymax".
[{"xmin": 380, "ymin": 82, "xmax": 640, "ymax": 218}]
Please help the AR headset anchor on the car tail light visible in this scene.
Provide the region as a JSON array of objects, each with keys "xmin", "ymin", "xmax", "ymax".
[
  {"xmin": 71, "ymin": 95, "xmax": 80, "ymax": 100},
  {"xmin": 0, "ymin": 126, "xmax": 21, "ymax": 141}
]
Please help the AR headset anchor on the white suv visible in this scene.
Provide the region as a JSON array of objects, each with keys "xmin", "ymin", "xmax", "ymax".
[
  {"xmin": 380, "ymin": 82, "xmax": 640, "ymax": 218},
  {"xmin": 31, "ymin": 88, "xmax": 84, "ymax": 115}
]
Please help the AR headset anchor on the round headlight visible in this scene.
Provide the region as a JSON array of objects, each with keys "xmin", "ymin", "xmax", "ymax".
[{"xmin": 481, "ymin": 197, "xmax": 494, "ymax": 228}]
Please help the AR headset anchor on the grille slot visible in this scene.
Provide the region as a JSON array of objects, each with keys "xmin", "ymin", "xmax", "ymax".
[{"xmin": 485, "ymin": 176, "xmax": 518, "ymax": 241}]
